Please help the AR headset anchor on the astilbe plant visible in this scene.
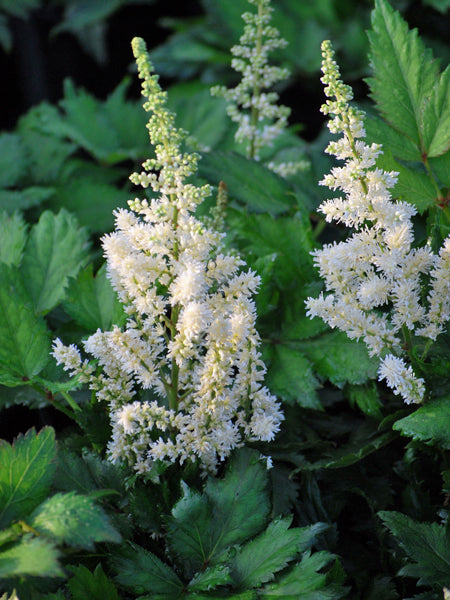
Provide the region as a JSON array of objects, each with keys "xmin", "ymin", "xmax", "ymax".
[
  {"xmin": 305, "ymin": 40, "xmax": 450, "ymax": 405},
  {"xmin": 52, "ymin": 37, "xmax": 283, "ymax": 475}
]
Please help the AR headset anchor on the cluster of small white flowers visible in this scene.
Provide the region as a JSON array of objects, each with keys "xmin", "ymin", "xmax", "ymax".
[
  {"xmin": 211, "ymin": 0, "xmax": 304, "ymax": 175},
  {"xmin": 305, "ymin": 40, "xmax": 450, "ymax": 405},
  {"xmin": 52, "ymin": 37, "xmax": 283, "ymax": 474}
]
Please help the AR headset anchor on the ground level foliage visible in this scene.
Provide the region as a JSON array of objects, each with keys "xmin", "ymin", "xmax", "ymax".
[{"xmin": 0, "ymin": 0, "xmax": 449, "ymax": 598}]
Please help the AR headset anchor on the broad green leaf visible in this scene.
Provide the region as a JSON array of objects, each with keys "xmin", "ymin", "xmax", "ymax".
[
  {"xmin": 0, "ymin": 133, "xmax": 27, "ymax": 188},
  {"xmin": 379, "ymin": 511, "xmax": 450, "ymax": 586},
  {"xmin": 429, "ymin": 149, "xmax": 450, "ymax": 188},
  {"xmin": 166, "ymin": 482, "xmax": 213, "ymax": 575},
  {"xmin": 266, "ymin": 346, "xmax": 321, "ymax": 410},
  {"xmin": 0, "ymin": 537, "xmax": 62, "ymax": 579},
  {"xmin": 368, "ymin": 0, "xmax": 449, "ymax": 157},
  {"xmin": 188, "ymin": 564, "xmax": 232, "ymax": 592},
  {"xmin": 113, "ymin": 544, "xmax": 184, "ymax": 597},
  {"xmin": 0, "ymin": 427, "xmax": 56, "ymax": 528},
  {"xmin": 167, "ymin": 449, "xmax": 270, "ymax": 577},
  {"xmin": 0, "ymin": 212, "xmax": 27, "ymax": 267},
  {"xmin": 21, "ymin": 209, "xmax": 90, "ymax": 314},
  {"xmin": 393, "ymin": 396, "xmax": 450, "ymax": 449},
  {"xmin": 230, "ymin": 517, "xmax": 301, "ymax": 588},
  {"xmin": 199, "ymin": 152, "xmax": 293, "ymax": 215},
  {"xmin": 64, "ymin": 263, "xmax": 126, "ymax": 331},
  {"xmin": 296, "ymin": 331, "xmax": 379, "ymax": 388},
  {"xmin": 205, "ymin": 448, "xmax": 270, "ymax": 554},
  {"xmin": 29, "ymin": 491, "xmax": 121, "ymax": 550},
  {"xmin": 68, "ymin": 564, "xmax": 120, "ymax": 600},
  {"xmin": 260, "ymin": 550, "xmax": 345, "ymax": 598}
]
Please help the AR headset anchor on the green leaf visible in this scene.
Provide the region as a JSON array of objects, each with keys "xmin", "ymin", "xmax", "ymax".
[
  {"xmin": 0, "ymin": 537, "xmax": 63, "ymax": 579},
  {"xmin": 29, "ymin": 491, "xmax": 121, "ymax": 550},
  {"xmin": 368, "ymin": 0, "xmax": 450, "ymax": 157},
  {"xmin": 379, "ymin": 511, "xmax": 450, "ymax": 586},
  {"xmin": 260, "ymin": 550, "xmax": 346, "ymax": 599},
  {"xmin": 168, "ymin": 83, "xmax": 230, "ymax": 151},
  {"xmin": 230, "ymin": 517, "xmax": 302, "ymax": 588},
  {"xmin": 0, "ymin": 134, "xmax": 27, "ymax": 188},
  {"xmin": 0, "ymin": 428, "xmax": 56, "ymax": 528},
  {"xmin": 0, "ymin": 264, "xmax": 50, "ymax": 380},
  {"xmin": 0, "ymin": 211, "xmax": 27, "ymax": 267},
  {"xmin": 199, "ymin": 152, "xmax": 293, "ymax": 215},
  {"xmin": 167, "ymin": 449, "xmax": 270, "ymax": 576},
  {"xmin": 228, "ymin": 212, "xmax": 315, "ymax": 289},
  {"xmin": 266, "ymin": 346, "xmax": 321, "ymax": 410},
  {"xmin": 393, "ymin": 396, "xmax": 450, "ymax": 449},
  {"xmin": 347, "ymin": 382, "xmax": 383, "ymax": 419},
  {"xmin": 47, "ymin": 178, "xmax": 129, "ymax": 233},
  {"xmin": 68, "ymin": 564, "xmax": 120, "ymax": 600},
  {"xmin": 296, "ymin": 331, "xmax": 379, "ymax": 388},
  {"xmin": 188, "ymin": 564, "xmax": 232, "ymax": 592},
  {"xmin": 0, "ymin": 187, "xmax": 54, "ymax": 212},
  {"xmin": 41, "ymin": 79, "xmax": 149, "ymax": 164},
  {"xmin": 113, "ymin": 544, "xmax": 184, "ymax": 597},
  {"xmin": 64, "ymin": 263, "xmax": 126, "ymax": 331},
  {"xmin": 375, "ymin": 149, "xmax": 438, "ymax": 213},
  {"xmin": 21, "ymin": 209, "xmax": 90, "ymax": 314}
]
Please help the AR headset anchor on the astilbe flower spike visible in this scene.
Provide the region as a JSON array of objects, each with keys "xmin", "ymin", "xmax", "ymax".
[
  {"xmin": 53, "ymin": 37, "xmax": 283, "ymax": 474},
  {"xmin": 211, "ymin": 0, "xmax": 306, "ymax": 177},
  {"xmin": 305, "ymin": 40, "xmax": 450, "ymax": 405}
]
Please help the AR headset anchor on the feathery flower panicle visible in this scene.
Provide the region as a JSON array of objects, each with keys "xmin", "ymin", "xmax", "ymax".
[
  {"xmin": 305, "ymin": 40, "xmax": 450, "ymax": 405},
  {"xmin": 53, "ymin": 37, "xmax": 283, "ymax": 475},
  {"xmin": 211, "ymin": 0, "xmax": 305, "ymax": 176}
]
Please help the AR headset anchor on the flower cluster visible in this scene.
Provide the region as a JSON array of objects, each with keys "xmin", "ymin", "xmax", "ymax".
[
  {"xmin": 211, "ymin": 0, "xmax": 303, "ymax": 176},
  {"xmin": 305, "ymin": 40, "xmax": 450, "ymax": 405},
  {"xmin": 52, "ymin": 37, "xmax": 283, "ymax": 474}
]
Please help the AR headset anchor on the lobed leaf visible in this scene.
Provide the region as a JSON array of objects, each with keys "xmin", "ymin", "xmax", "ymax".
[
  {"xmin": 21, "ymin": 209, "xmax": 90, "ymax": 314},
  {"xmin": 29, "ymin": 491, "xmax": 121, "ymax": 550},
  {"xmin": 113, "ymin": 544, "xmax": 184, "ymax": 598},
  {"xmin": 260, "ymin": 550, "xmax": 346, "ymax": 599},
  {"xmin": 379, "ymin": 511, "xmax": 450, "ymax": 586},
  {"xmin": 368, "ymin": 0, "xmax": 450, "ymax": 157},
  {"xmin": 68, "ymin": 564, "xmax": 120, "ymax": 600},
  {"xmin": 0, "ymin": 537, "xmax": 63, "ymax": 579},
  {"xmin": 167, "ymin": 449, "xmax": 270, "ymax": 577},
  {"xmin": 0, "ymin": 427, "xmax": 56, "ymax": 528},
  {"xmin": 188, "ymin": 564, "xmax": 232, "ymax": 592},
  {"xmin": 0, "ymin": 133, "xmax": 27, "ymax": 188},
  {"xmin": 393, "ymin": 396, "xmax": 450, "ymax": 449},
  {"xmin": 230, "ymin": 517, "xmax": 310, "ymax": 589}
]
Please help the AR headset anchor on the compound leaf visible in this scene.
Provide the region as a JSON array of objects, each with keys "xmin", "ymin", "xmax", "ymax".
[{"xmin": 0, "ymin": 211, "xmax": 27, "ymax": 267}]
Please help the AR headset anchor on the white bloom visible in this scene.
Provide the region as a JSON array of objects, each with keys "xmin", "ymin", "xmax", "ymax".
[{"xmin": 378, "ymin": 355, "xmax": 425, "ymax": 404}]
